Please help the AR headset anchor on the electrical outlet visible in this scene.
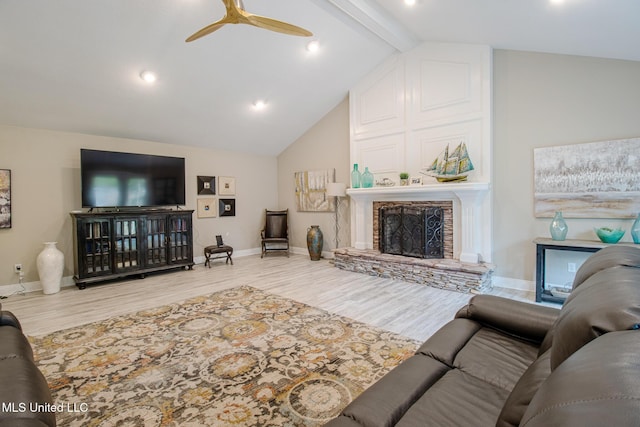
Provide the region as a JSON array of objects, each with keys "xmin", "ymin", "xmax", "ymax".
[
  {"xmin": 567, "ymin": 262, "xmax": 577, "ymax": 273},
  {"xmin": 14, "ymin": 263, "xmax": 23, "ymax": 273}
]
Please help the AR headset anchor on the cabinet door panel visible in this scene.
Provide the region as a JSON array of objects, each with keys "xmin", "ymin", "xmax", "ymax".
[{"xmin": 80, "ymin": 219, "xmax": 112, "ymax": 277}]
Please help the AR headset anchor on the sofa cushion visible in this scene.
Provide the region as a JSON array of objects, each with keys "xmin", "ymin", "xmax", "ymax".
[
  {"xmin": 0, "ymin": 327, "xmax": 35, "ymax": 361},
  {"xmin": 395, "ymin": 369, "xmax": 510, "ymax": 427},
  {"xmin": 521, "ymin": 330, "xmax": 640, "ymax": 427},
  {"xmin": 551, "ymin": 266, "xmax": 640, "ymax": 370},
  {"xmin": 333, "ymin": 354, "xmax": 449, "ymax": 427},
  {"xmin": 495, "ymin": 349, "xmax": 551, "ymax": 427},
  {"xmin": 453, "ymin": 327, "xmax": 539, "ymax": 391}
]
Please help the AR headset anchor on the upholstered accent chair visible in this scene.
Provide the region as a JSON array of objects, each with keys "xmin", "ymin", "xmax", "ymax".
[{"xmin": 261, "ymin": 209, "xmax": 289, "ymax": 258}]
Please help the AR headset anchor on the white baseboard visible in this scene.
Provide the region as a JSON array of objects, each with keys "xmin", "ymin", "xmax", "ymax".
[
  {"xmin": 492, "ymin": 275, "xmax": 535, "ymax": 293},
  {"xmin": 0, "ymin": 276, "xmax": 75, "ymax": 298}
]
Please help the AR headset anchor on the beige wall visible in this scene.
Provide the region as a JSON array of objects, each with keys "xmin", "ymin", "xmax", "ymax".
[
  {"xmin": 493, "ymin": 50, "xmax": 640, "ymax": 281},
  {"xmin": 277, "ymin": 97, "xmax": 351, "ymax": 253},
  {"xmin": 0, "ymin": 125, "xmax": 278, "ymax": 287}
]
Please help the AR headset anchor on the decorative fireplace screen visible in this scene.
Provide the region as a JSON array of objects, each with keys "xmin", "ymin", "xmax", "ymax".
[{"xmin": 379, "ymin": 206, "xmax": 444, "ymax": 259}]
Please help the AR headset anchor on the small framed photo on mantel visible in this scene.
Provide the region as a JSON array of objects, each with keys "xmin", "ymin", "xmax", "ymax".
[{"xmin": 410, "ymin": 176, "xmax": 423, "ymax": 186}]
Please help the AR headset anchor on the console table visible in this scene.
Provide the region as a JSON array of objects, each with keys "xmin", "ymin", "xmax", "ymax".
[
  {"xmin": 534, "ymin": 238, "xmax": 636, "ymax": 304},
  {"xmin": 70, "ymin": 210, "xmax": 194, "ymax": 289}
]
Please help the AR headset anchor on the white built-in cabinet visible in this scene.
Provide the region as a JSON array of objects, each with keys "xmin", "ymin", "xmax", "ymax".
[{"xmin": 350, "ymin": 42, "xmax": 492, "ymax": 183}]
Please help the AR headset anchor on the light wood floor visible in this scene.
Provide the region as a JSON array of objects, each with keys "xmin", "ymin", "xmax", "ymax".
[{"xmin": 2, "ymin": 254, "xmax": 536, "ymax": 342}]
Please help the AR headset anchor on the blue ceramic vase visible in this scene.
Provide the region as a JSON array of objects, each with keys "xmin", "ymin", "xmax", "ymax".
[{"xmin": 307, "ymin": 225, "xmax": 323, "ymax": 261}]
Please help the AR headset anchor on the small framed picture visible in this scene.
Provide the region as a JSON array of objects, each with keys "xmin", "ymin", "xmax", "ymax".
[
  {"xmin": 218, "ymin": 176, "xmax": 236, "ymax": 196},
  {"xmin": 197, "ymin": 176, "xmax": 216, "ymax": 195},
  {"xmin": 219, "ymin": 198, "xmax": 236, "ymax": 217},
  {"xmin": 410, "ymin": 176, "xmax": 423, "ymax": 186},
  {"xmin": 197, "ymin": 198, "xmax": 217, "ymax": 218}
]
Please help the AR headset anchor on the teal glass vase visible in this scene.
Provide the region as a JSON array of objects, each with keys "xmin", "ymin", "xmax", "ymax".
[
  {"xmin": 549, "ymin": 211, "xmax": 568, "ymax": 241},
  {"xmin": 361, "ymin": 167, "xmax": 374, "ymax": 188},
  {"xmin": 631, "ymin": 213, "xmax": 640, "ymax": 244},
  {"xmin": 351, "ymin": 164, "xmax": 361, "ymax": 188}
]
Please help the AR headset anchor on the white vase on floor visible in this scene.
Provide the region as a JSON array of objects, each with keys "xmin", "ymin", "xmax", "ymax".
[{"xmin": 37, "ymin": 242, "xmax": 64, "ymax": 294}]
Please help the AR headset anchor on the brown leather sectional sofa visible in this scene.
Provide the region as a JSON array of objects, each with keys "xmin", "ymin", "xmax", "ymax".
[
  {"xmin": 326, "ymin": 245, "xmax": 640, "ymax": 426},
  {"xmin": 0, "ymin": 307, "xmax": 56, "ymax": 426}
]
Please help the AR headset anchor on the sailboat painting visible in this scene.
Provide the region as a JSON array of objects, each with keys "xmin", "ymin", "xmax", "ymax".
[{"xmin": 421, "ymin": 142, "xmax": 474, "ymax": 182}]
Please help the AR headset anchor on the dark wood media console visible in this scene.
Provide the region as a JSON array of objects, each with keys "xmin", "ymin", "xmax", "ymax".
[{"xmin": 70, "ymin": 210, "xmax": 194, "ymax": 289}]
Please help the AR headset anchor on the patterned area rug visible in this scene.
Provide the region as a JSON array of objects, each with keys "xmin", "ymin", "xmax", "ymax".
[{"xmin": 30, "ymin": 286, "xmax": 419, "ymax": 426}]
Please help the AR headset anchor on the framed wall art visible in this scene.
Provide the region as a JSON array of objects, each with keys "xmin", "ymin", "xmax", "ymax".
[
  {"xmin": 197, "ymin": 176, "xmax": 216, "ymax": 195},
  {"xmin": 219, "ymin": 198, "xmax": 236, "ymax": 217},
  {"xmin": 0, "ymin": 169, "xmax": 11, "ymax": 229},
  {"xmin": 197, "ymin": 198, "xmax": 217, "ymax": 218},
  {"xmin": 294, "ymin": 168, "xmax": 335, "ymax": 212},
  {"xmin": 534, "ymin": 137, "xmax": 640, "ymax": 218},
  {"xmin": 218, "ymin": 176, "xmax": 236, "ymax": 196}
]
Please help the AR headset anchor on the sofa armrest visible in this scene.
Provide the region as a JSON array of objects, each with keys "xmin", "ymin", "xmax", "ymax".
[
  {"xmin": 455, "ymin": 295, "xmax": 559, "ymax": 343},
  {"xmin": 0, "ymin": 310, "xmax": 22, "ymax": 330}
]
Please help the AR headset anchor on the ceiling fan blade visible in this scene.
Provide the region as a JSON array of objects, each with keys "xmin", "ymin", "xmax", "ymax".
[
  {"xmin": 246, "ymin": 14, "xmax": 312, "ymax": 37},
  {"xmin": 186, "ymin": 21, "xmax": 227, "ymax": 42}
]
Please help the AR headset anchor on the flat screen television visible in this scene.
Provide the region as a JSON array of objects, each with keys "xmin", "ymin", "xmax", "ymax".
[{"xmin": 81, "ymin": 149, "xmax": 186, "ymax": 208}]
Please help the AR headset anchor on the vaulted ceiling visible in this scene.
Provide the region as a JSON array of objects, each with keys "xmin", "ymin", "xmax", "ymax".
[{"xmin": 1, "ymin": 0, "xmax": 638, "ymax": 156}]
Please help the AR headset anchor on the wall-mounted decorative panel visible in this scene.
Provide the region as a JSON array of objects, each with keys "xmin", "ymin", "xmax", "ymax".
[
  {"xmin": 350, "ymin": 56, "xmax": 405, "ymax": 137},
  {"xmin": 353, "ymin": 134, "xmax": 405, "ymax": 176},
  {"xmin": 407, "ymin": 44, "xmax": 486, "ymax": 127}
]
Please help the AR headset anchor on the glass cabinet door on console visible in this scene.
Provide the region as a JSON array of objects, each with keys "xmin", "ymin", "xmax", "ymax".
[
  {"xmin": 146, "ymin": 215, "xmax": 168, "ymax": 267},
  {"xmin": 168, "ymin": 214, "xmax": 193, "ymax": 264},
  {"xmin": 113, "ymin": 217, "xmax": 143, "ymax": 273},
  {"xmin": 80, "ymin": 218, "xmax": 112, "ymax": 277}
]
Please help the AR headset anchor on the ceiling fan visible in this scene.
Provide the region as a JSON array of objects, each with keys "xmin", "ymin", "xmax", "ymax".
[{"xmin": 186, "ymin": 0, "xmax": 313, "ymax": 42}]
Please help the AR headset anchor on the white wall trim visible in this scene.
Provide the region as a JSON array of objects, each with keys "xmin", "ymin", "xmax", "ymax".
[{"xmin": 492, "ymin": 275, "xmax": 535, "ymax": 293}]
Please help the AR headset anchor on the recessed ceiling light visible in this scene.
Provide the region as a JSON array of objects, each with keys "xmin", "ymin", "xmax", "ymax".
[
  {"xmin": 404, "ymin": 0, "xmax": 416, "ymax": 6},
  {"xmin": 140, "ymin": 70, "xmax": 157, "ymax": 84},
  {"xmin": 253, "ymin": 100, "xmax": 267, "ymax": 110},
  {"xmin": 306, "ymin": 40, "xmax": 320, "ymax": 53}
]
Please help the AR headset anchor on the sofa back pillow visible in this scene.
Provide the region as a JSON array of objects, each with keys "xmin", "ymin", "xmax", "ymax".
[
  {"xmin": 571, "ymin": 245, "xmax": 640, "ymax": 290},
  {"xmin": 521, "ymin": 330, "xmax": 640, "ymax": 427},
  {"xmin": 551, "ymin": 265, "xmax": 640, "ymax": 370}
]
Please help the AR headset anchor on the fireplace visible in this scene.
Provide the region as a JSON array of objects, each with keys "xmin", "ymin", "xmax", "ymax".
[
  {"xmin": 379, "ymin": 205, "xmax": 444, "ymax": 259},
  {"xmin": 334, "ymin": 184, "xmax": 494, "ymax": 294}
]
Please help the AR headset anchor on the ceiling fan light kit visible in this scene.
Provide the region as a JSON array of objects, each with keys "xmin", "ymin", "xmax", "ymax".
[{"xmin": 186, "ymin": 0, "xmax": 313, "ymax": 42}]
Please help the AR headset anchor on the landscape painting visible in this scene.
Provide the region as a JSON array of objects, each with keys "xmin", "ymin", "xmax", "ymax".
[{"xmin": 534, "ymin": 137, "xmax": 640, "ymax": 218}]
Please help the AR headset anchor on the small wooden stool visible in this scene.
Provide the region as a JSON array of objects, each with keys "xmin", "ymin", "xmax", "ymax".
[{"xmin": 204, "ymin": 245, "xmax": 233, "ymax": 267}]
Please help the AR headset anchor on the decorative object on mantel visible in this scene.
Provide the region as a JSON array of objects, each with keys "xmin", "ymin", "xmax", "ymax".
[
  {"xmin": 306, "ymin": 225, "xmax": 323, "ymax": 261},
  {"xmin": 0, "ymin": 169, "xmax": 10, "ymax": 229},
  {"xmin": 36, "ymin": 242, "xmax": 64, "ymax": 294},
  {"xmin": 361, "ymin": 167, "xmax": 374, "ymax": 188},
  {"xmin": 594, "ymin": 227, "xmax": 625, "ymax": 244},
  {"xmin": 549, "ymin": 211, "xmax": 568, "ymax": 241},
  {"xmin": 410, "ymin": 176, "xmax": 423, "ymax": 186},
  {"xmin": 351, "ymin": 164, "xmax": 361, "ymax": 188},
  {"xmin": 375, "ymin": 177, "xmax": 395, "ymax": 187},
  {"xmin": 534, "ymin": 137, "xmax": 640, "ymax": 218},
  {"xmin": 631, "ymin": 213, "xmax": 640, "ymax": 244},
  {"xmin": 326, "ymin": 182, "xmax": 346, "ymax": 249},
  {"xmin": 420, "ymin": 142, "xmax": 474, "ymax": 182},
  {"xmin": 294, "ymin": 169, "xmax": 334, "ymax": 212},
  {"xmin": 399, "ymin": 172, "xmax": 409, "ymax": 186}
]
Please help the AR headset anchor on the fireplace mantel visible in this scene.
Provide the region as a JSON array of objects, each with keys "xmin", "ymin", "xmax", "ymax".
[{"xmin": 347, "ymin": 182, "xmax": 491, "ymax": 264}]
